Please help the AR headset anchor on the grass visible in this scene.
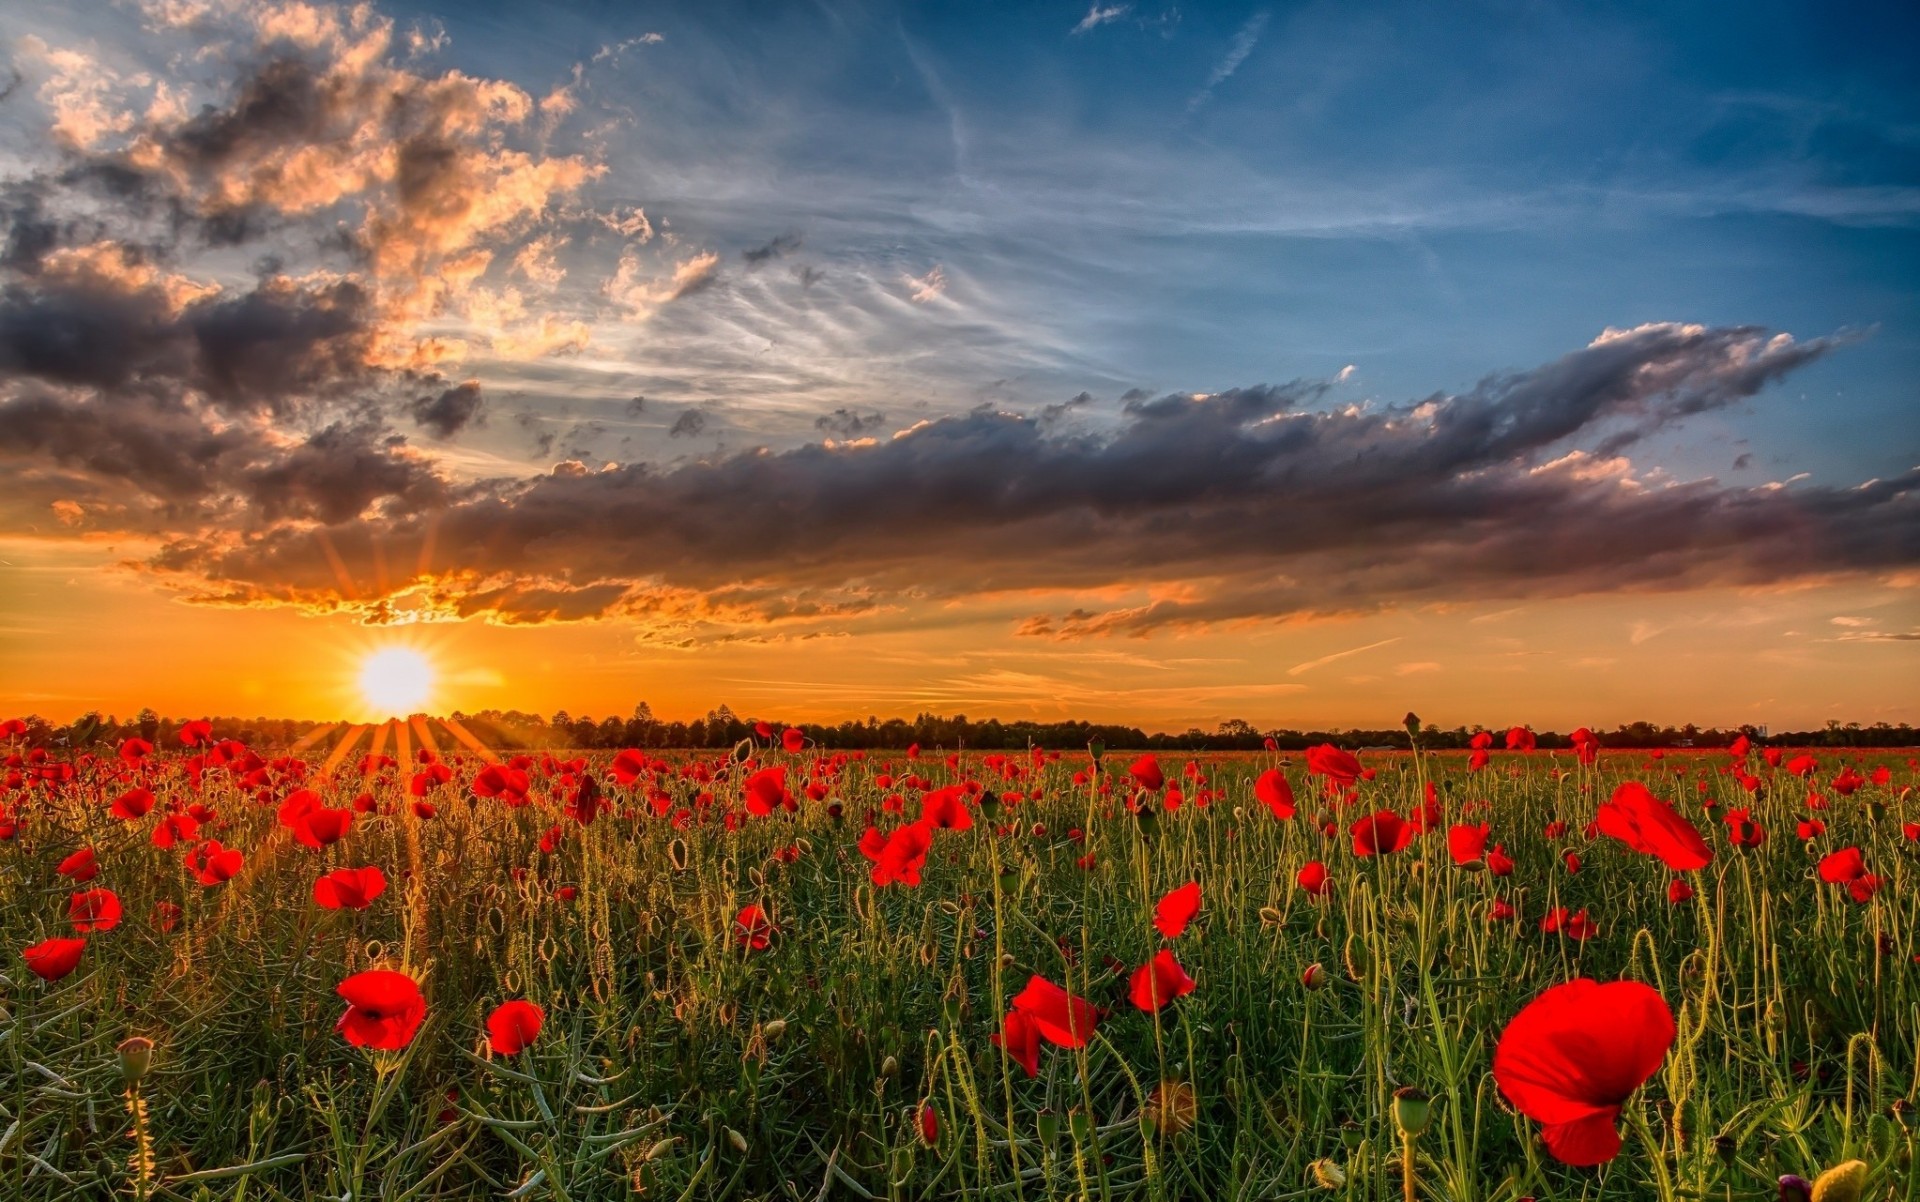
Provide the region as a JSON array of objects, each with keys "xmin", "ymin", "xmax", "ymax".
[{"xmin": 1, "ymin": 737, "xmax": 1914, "ymax": 1200}]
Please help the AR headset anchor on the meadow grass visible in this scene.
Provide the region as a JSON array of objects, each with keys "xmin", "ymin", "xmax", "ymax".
[{"xmin": 1, "ymin": 741, "xmax": 1914, "ymax": 1200}]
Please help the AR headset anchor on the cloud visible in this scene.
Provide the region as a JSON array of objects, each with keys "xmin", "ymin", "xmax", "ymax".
[
  {"xmin": 667, "ymin": 408, "xmax": 707, "ymax": 438},
  {"xmin": 1288, "ymin": 638, "xmax": 1402, "ymax": 677},
  {"xmin": 905, "ymin": 265, "xmax": 946, "ymax": 303},
  {"xmin": 1073, "ymin": 5, "xmax": 1131, "ymax": 35},
  {"xmin": 742, "ymin": 231, "xmax": 802, "ymax": 266},
  {"xmin": 57, "ymin": 320, "xmax": 1903, "ymax": 638},
  {"xmin": 1189, "ymin": 11, "xmax": 1269, "ymax": 112},
  {"xmin": 815, "ymin": 408, "xmax": 887, "ymax": 438},
  {"xmin": 408, "ymin": 380, "xmax": 485, "ymax": 438}
]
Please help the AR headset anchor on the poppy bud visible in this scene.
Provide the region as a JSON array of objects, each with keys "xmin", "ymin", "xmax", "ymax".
[
  {"xmin": 1777, "ymin": 1176, "xmax": 1812, "ymax": 1202},
  {"xmin": 1392, "ymin": 1087, "xmax": 1431, "ymax": 1137},
  {"xmin": 1259, "ymin": 905, "xmax": 1284, "ymax": 927},
  {"xmin": 725, "ymin": 1127, "xmax": 748, "ymax": 1154},
  {"xmin": 1308, "ymin": 1158, "xmax": 1348, "ymax": 1188},
  {"xmin": 998, "ymin": 870, "xmax": 1020, "ymax": 892},
  {"xmin": 917, "ymin": 1101, "xmax": 939, "ymax": 1146},
  {"xmin": 880, "ymin": 1055, "xmax": 898, "ymax": 1078},
  {"xmin": 761, "ymin": 1019, "xmax": 786, "ymax": 1040},
  {"xmin": 117, "ymin": 1036, "xmax": 154, "ymax": 1087},
  {"xmin": 644, "ymin": 1137, "xmax": 679, "ymax": 1163},
  {"xmin": 1810, "ymin": 1161, "xmax": 1867, "ymax": 1202},
  {"xmin": 978, "ymin": 790, "xmax": 1002, "ymax": 817},
  {"xmin": 1302, "ymin": 963, "xmax": 1327, "ymax": 991}
]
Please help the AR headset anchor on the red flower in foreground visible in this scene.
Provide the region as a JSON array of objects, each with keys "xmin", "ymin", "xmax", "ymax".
[
  {"xmin": 1153, "ymin": 881, "xmax": 1201, "ymax": 939},
  {"xmin": 744, "ymin": 766, "xmax": 794, "ymax": 816},
  {"xmin": 1129, "ymin": 950, "xmax": 1196, "ymax": 1012},
  {"xmin": 1723, "ymin": 808, "xmax": 1766, "ymax": 848},
  {"xmin": 992, "ymin": 1009, "xmax": 1043, "ymax": 1077},
  {"xmin": 1447, "ymin": 822, "xmax": 1491, "ymax": 868},
  {"xmin": 187, "ymin": 840, "xmax": 244, "ymax": 886},
  {"xmin": 314, "ymin": 866, "xmax": 387, "ymax": 911},
  {"xmin": 486, "ymin": 999, "xmax": 544, "ymax": 1055},
  {"xmin": 1011, "ymin": 975, "xmax": 1099, "ymax": 1048},
  {"xmin": 1505, "ymin": 726, "xmax": 1537, "ymax": 752},
  {"xmin": 781, "ymin": 726, "xmax": 806, "ymax": 753},
  {"xmin": 1350, "ymin": 810, "xmax": 1415, "ymax": 857},
  {"xmin": 920, "ymin": 786, "xmax": 973, "ymax": 831},
  {"xmin": 871, "ymin": 821, "xmax": 934, "ymax": 888},
  {"xmin": 1816, "ymin": 847, "xmax": 1883, "ymax": 904},
  {"xmin": 68, "ymin": 888, "xmax": 122, "ymax": 933},
  {"xmin": 24, "ymin": 937, "xmax": 86, "ymax": 981},
  {"xmin": 1539, "ymin": 908, "xmax": 1598, "ymax": 940},
  {"xmin": 56, "ymin": 846, "xmax": 99, "ymax": 882},
  {"xmin": 1296, "ymin": 860, "xmax": 1331, "ymax": 896},
  {"xmin": 918, "ymin": 1102, "xmax": 939, "ymax": 1146},
  {"xmin": 1129, "ymin": 753, "xmax": 1165, "ymax": 792},
  {"xmin": 336, "ymin": 970, "xmax": 426, "ymax": 1050},
  {"xmin": 111, "ymin": 787, "xmax": 155, "ymax": 821},
  {"xmin": 1492, "ymin": 978, "xmax": 1675, "ymax": 1165},
  {"xmin": 1306, "ymin": 744, "xmax": 1361, "ymax": 785},
  {"xmin": 733, "ymin": 903, "xmax": 776, "ymax": 951},
  {"xmin": 1595, "ymin": 782, "xmax": 1712, "ymax": 871},
  {"xmin": 1254, "ymin": 768, "xmax": 1295, "ymax": 819}
]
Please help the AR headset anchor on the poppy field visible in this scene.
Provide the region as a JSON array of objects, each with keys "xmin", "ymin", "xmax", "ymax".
[{"xmin": 2, "ymin": 720, "xmax": 1915, "ymax": 1201}]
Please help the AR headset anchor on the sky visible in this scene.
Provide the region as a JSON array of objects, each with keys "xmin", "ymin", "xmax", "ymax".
[{"xmin": 0, "ymin": 0, "xmax": 1915, "ymax": 732}]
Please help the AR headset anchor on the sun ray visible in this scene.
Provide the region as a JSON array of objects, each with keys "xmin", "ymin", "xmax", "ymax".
[
  {"xmin": 317, "ymin": 723, "xmax": 369, "ymax": 779},
  {"xmin": 438, "ymin": 715, "xmax": 498, "ymax": 764}
]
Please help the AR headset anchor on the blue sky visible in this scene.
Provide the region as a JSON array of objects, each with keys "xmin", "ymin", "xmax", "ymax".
[{"xmin": 356, "ymin": 0, "xmax": 1920, "ymax": 482}]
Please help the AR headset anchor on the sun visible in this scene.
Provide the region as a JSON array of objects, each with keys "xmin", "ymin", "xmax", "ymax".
[{"xmin": 357, "ymin": 647, "xmax": 435, "ymax": 717}]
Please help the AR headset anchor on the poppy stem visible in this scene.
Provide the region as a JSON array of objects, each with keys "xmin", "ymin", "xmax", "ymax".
[{"xmin": 1625, "ymin": 1099, "xmax": 1678, "ymax": 1202}]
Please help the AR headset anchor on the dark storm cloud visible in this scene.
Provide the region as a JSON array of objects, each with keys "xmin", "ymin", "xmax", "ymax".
[
  {"xmin": 140, "ymin": 322, "xmax": 1917, "ymax": 632},
  {"xmin": 814, "ymin": 407, "xmax": 886, "ymax": 437},
  {"xmin": 668, "ymin": 409, "xmax": 707, "ymax": 438},
  {"xmin": 408, "ymin": 380, "xmax": 484, "ymax": 438},
  {"xmin": 742, "ymin": 231, "xmax": 802, "ymax": 266}
]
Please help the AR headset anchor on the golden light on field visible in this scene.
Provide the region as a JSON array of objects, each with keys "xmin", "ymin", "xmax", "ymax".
[{"xmin": 357, "ymin": 647, "xmax": 435, "ymax": 717}]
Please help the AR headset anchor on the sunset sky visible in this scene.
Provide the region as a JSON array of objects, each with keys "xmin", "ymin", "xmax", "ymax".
[{"xmin": 1, "ymin": 0, "xmax": 1915, "ymax": 731}]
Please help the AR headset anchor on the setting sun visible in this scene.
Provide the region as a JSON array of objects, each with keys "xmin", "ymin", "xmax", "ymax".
[{"xmin": 357, "ymin": 647, "xmax": 434, "ymax": 717}]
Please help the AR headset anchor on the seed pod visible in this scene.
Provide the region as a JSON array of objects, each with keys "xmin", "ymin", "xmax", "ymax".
[
  {"xmin": 1392, "ymin": 1087, "xmax": 1430, "ymax": 1137},
  {"xmin": 1036, "ymin": 1108, "xmax": 1060, "ymax": 1143},
  {"xmin": 118, "ymin": 1037, "xmax": 154, "ymax": 1087}
]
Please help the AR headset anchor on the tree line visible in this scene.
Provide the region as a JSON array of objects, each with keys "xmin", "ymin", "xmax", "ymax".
[{"xmin": 4, "ymin": 705, "xmax": 1915, "ymax": 753}]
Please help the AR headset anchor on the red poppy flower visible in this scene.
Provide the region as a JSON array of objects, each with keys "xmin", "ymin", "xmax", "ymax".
[
  {"xmin": 1722, "ymin": 808, "xmax": 1765, "ymax": 848},
  {"xmin": 871, "ymin": 821, "xmax": 934, "ymax": 888},
  {"xmin": 1306, "ymin": 744, "xmax": 1361, "ymax": 785},
  {"xmin": 474, "ymin": 763, "xmax": 531, "ymax": 805},
  {"xmin": 744, "ymin": 766, "xmax": 794, "ymax": 816},
  {"xmin": 918, "ymin": 1102, "xmax": 939, "ymax": 1146},
  {"xmin": 1350, "ymin": 810, "xmax": 1414, "ymax": 857},
  {"xmin": 290, "ymin": 805, "xmax": 352, "ymax": 851},
  {"xmin": 1253, "ymin": 768, "xmax": 1295, "ymax": 819},
  {"xmin": 1129, "ymin": 950, "xmax": 1196, "ymax": 1011},
  {"xmin": 1492, "ymin": 978, "xmax": 1675, "ymax": 1165},
  {"xmin": 179, "ymin": 718, "xmax": 213, "ymax": 747},
  {"xmin": 152, "ymin": 812, "xmax": 199, "ymax": 849},
  {"xmin": 486, "ymin": 999, "xmax": 544, "ymax": 1055},
  {"xmin": 1817, "ymin": 847, "xmax": 1883, "ymax": 904},
  {"xmin": 57, "ymin": 846, "xmax": 99, "ymax": 882},
  {"xmin": 336, "ymin": 970, "xmax": 426, "ymax": 1050},
  {"xmin": 119, "ymin": 737, "xmax": 153, "ymax": 763},
  {"xmin": 992, "ymin": 1009, "xmax": 1043, "ymax": 1077},
  {"xmin": 187, "ymin": 840, "xmax": 244, "ymax": 886},
  {"xmin": 1784, "ymin": 754, "xmax": 1817, "ymax": 777},
  {"xmin": 1296, "ymin": 860, "xmax": 1331, "ymax": 895},
  {"xmin": 1539, "ymin": 908, "xmax": 1598, "ymax": 940},
  {"xmin": 111, "ymin": 787, "xmax": 155, "ymax": 821},
  {"xmin": 314, "ymin": 866, "xmax": 387, "ymax": 911},
  {"xmin": 1447, "ymin": 823, "xmax": 1491, "ymax": 868},
  {"xmin": 782, "ymin": 726, "xmax": 806, "ymax": 753},
  {"xmin": 1489, "ymin": 897, "xmax": 1517, "ymax": 922},
  {"xmin": 68, "ymin": 888, "xmax": 122, "ymax": 933},
  {"xmin": 1011, "ymin": 975, "xmax": 1099, "ymax": 1048},
  {"xmin": 1667, "ymin": 878, "xmax": 1693, "ymax": 904},
  {"xmin": 1487, "ymin": 844, "xmax": 1515, "ymax": 876},
  {"xmin": 920, "ymin": 785, "xmax": 973, "ymax": 831},
  {"xmin": 23, "ymin": 936, "xmax": 86, "ymax": 982},
  {"xmin": 152, "ymin": 901, "xmax": 182, "ymax": 932},
  {"xmin": 1594, "ymin": 782, "xmax": 1712, "ymax": 871},
  {"xmin": 1128, "ymin": 754, "xmax": 1165, "ymax": 792},
  {"xmin": 1505, "ymin": 727, "xmax": 1537, "ymax": 752},
  {"xmin": 733, "ymin": 903, "xmax": 775, "ymax": 951},
  {"xmin": 1153, "ymin": 882, "xmax": 1201, "ymax": 939}
]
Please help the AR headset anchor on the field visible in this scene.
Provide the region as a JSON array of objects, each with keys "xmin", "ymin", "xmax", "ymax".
[{"xmin": 2, "ymin": 725, "xmax": 1914, "ymax": 1201}]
